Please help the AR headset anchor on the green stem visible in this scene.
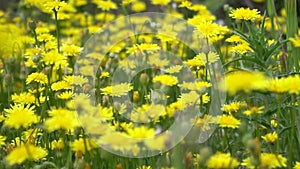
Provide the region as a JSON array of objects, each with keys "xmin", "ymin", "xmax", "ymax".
[
  {"xmin": 267, "ymin": 0, "xmax": 276, "ymax": 38},
  {"xmin": 285, "ymin": 0, "xmax": 299, "ymax": 72},
  {"xmin": 54, "ymin": 10, "xmax": 61, "ymax": 53},
  {"xmin": 289, "ymin": 95, "xmax": 296, "ymax": 168},
  {"xmin": 276, "ymin": 94, "xmax": 282, "ymax": 153}
]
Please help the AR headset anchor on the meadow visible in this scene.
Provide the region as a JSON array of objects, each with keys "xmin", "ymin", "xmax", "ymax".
[{"xmin": 0, "ymin": 0, "xmax": 300, "ymax": 168}]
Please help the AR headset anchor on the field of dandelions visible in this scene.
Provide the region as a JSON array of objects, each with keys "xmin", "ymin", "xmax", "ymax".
[{"xmin": 0, "ymin": 0, "xmax": 300, "ymax": 168}]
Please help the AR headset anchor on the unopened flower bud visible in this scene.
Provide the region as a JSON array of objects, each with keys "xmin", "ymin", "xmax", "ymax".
[
  {"xmin": 139, "ymin": 73, "xmax": 149, "ymax": 84},
  {"xmin": 28, "ymin": 20, "xmax": 37, "ymax": 30},
  {"xmin": 133, "ymin": 91, "xmax": 139, "ymax": 103},
  {"xmin": 32, "ymin": 54, "xmax": 41, "ymax": 63}
]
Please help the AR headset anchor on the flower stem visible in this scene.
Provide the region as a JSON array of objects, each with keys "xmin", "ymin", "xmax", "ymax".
[
  {"xmin": 54, "ymin": 9, "xmax": 61, "ymax": 53},
  {"xmin": 285, "ymin": 0, "xmax": 299, "ymax": 72}
]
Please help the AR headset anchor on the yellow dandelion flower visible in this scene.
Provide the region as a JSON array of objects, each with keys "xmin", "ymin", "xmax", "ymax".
[
  {"xmin": 37, "ymin": 33, "xmax": 55, "ymax": 42},
  {"xmin": 63, "ymin": 75, "xmax": 88, "ymax": 86},
  {"xmin": 194, "ymin": 114, "xmax": 218, "ymax": 131},
  {"xmin": 226, "ymin": 34, "xmax": 246, "ymax": 44},
  {"xmin": 51, "ymin": 138, "xmax": 64, "ymax": 150},
  {"xmin": 127, "ymin": 43, "xmax": 160, "ymax": 54},
  {"xmin": 179, "ymin": 81, "xmax": 211, "ymax": 91},
  {"xmin": 284, "ymin": 75, "xmax": 300, "ymax": 95},
  {"xmin": 98, "ymin": 105, "xmax": 114, "ymax": 121},
  {"xmin": 137, "ymin": 165, "xmax": 152, "ymax": 169},
  {"xmin": 184, "ymin": 55, "xmax": 205, "ymax": 67},
  {"xmin": 51, "ymin": 80, "xmax": 72, "ymax": 91},
  {"xmin": 261, "ymin": 132, "xmax": 278, "ymax": 143},
  {"xmin": 194, "ymin": 21, "xmax": 220, "ymax": 38},
  {"xmin": 57, "ymin": 91, "xmax": 73, "ymax": 100},
  {"xmin": 100, "ymin": 71, "xmax": 110, "ymax": 78},
  {"xmin": 4, "ymin": 104, "xmax": 39, "ymax": 129},
  {"xmin": 127, "ymin": 126, "xmax": 155, "ymax": 139},
  {"xmin": 222, "ymin": 101, "xmax": 247, "ymax": 114},
  {"xmin": 153, "ymin": 74, "xmax": 178, "ymax": 86},
  {"xmin": 289, "ymin": 35, "xmax": 300, "ymax": 47},
  {"xmin": 11, "ymin": 92, "xmax": 36, "ymax": 105},
  {"xmin": 131, "ymin": 1, "xmax": 146, "ymax": 12},
  {"xmin": 26, "ymin": 72, "xmax": 48, "ymax": 85},
  {"xmin": 178, "ymin": 1, "xmax": 193, "ymax": 9},
  {"xmin": 44, "ymin": 108, "xmax": 80, "ymax": 132},
  {"xmin": 229, "ymin": 7, "xmax": 261, "ymax": 21},
  {"xmin": 43, "ymin": 50, "xmax": 67, "ymax": 68},
  {"xmin": 6, "ymin": 144, "xmax": 47, "ymax": 165},
  {"xmin": 0, "ymin": 135, "xmax": 6, "ymax": 146},
  {"xmin": 221, "ymin": 71, "xmax": 269, "ymax": 95},
  {"xmin": 61, "ymin": 44, "xmax": 82, "ymax": 56},
  {"xmin": 151, "ymin": 0, "xmax": 171, "ymax": 6},
  {"xmin": 230, "ymin": 42, "xmax": 253, "ymax": 54},
  {"xmin": 294, "ymin": 162, "xmax": 300, "ymax": 169},
  {"xmin": 148, "ymin": 54, "xmax": 170, "ymax": 68},
  {"xmin": 98, "ymin": 132, "xmax": 136, "ymax": 151},
  {"xmin": 165, "ymin": 65, "xmax": 182, "ymax": 74},
  {"xmin": 243, "ymin": 106, "xmax": 264, "ymax": 115},
  {"xmin": 93, "ymin": 0, "xmax": 117, "ymax": 11},
  {"xmin": 197, "ymin": 51, "xmax": 219, "ymax": 63},
  {"xmin": 101, "ymin": 83, "xmax": 133, "ymax": 97},
  {"xmin": 268, "ymin": 77, "xmax": 288, "ymax": 93},
  {"xmin": 43, "ymin": 0, "xmax": 67, "ymax": 12},
  {"xmin": 206, "ymin": 152, "xmax": 239, "ymax": 169},
  {"xmin": 242, "ymin": 153, "xmax": 287, "ymax": 168},
  {"xmin": 271, "ymin": 119, "xmax": 278, "ymax": 128},
  {"xmin": 71, "ymin": 138, "xmax": 97, "ymax": 153},
  {"xmin": 144, "ymin": 134, "xmax": 168, "ymax": 151},
  {"xmin": 0, "ymin": 114, "xmax": 6, "ymax": 122},
  {"xmin": 218, "ymin": 115, "xmax": 240, "ymax": 129}
]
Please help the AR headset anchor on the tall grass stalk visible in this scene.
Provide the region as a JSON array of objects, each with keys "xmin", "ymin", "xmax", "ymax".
[{"xmin": 285, "ymin": 0, "xmax": 299, "ymax": 72}]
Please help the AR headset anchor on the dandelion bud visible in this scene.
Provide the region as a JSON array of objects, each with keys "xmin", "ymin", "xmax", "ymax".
[
  {"xmin": 271, "ymin": 119, "xmax": 278, "ymax": 128},
  {"xmin": 85, "ymin": 163, "xmax": 91, "ymax": 169},
  {"xmin": 223, "ymin": 4, "xmax": 232, "ymax": 12},
  {"xmin": 4, "ymin": 73, "xmax": 12, "ymax": 86},
  {"xmin": 28, "ymin": 20, "xmax": 37, "ymax": 30},
  {"xmin": 185, "ymin": 152, "xmax": 193, "ymax": 168},
  {"xmin": 116, "ymin": 163, "xmax": 122, "ymax": 169},
  {"xmin": 133, "ymin": 91, "xmax": 139, "ymax": 103},
  {"xmin": 32, "ymin": 54, "xmax": 41, "ymax": 63},
  {"xmin": 139, "ymin": 73, "xmax": 149, "ymax": 84},
  {"xmin": 82, "ymin": 84, "xmax": 92, "ymax": 93},
  {"xmin": 75, "ymin": 151, "xmax": 84, "ymax": 159}
]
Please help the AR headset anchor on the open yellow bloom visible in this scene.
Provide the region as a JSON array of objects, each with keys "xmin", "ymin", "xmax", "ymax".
[
  {"xmin": 4, "ymin": 104, "xmax": 39, "ymax": 129},
  {"xmin": 294, "ymin": 162, "xmax": 300, "ymax": 169},
  {"xmin": 229, "ymin": 7, "xmax": 261, "ymax": 21},
  {"xmin": 151, "ymin": 0, "xmax": 171, "ymax": 6},
  {"xmin": 0, "ymin": 135, "xmax": 6, "ymax": 146},
  {"xmin": 206, "ymin": 152, "xmax": 239, "ymax": 168},
  {"xmin": 242, "ymin": 153, "xmax": 287, "ymax": 168},
  {"xmin": 261, "ymin": 132, "xmax": 278, "ymax": 143},
  {"xmin": 71, "ymin": 138, "xmax": 98, "ymax": 153},
  {"xmin": 44, "ymin": 108, "xmax": 80, "ymax": 132},
  {"xmin": 93, "ymin": 0, "xmax": 117, "ymax": 11},
  {"xmin": 26, "ymin": 72, "xmax": 48, "ymax": 85},
  {"xmin": 289, "ymin": 35, "xmax": 300, "ymax": 47},
  {"xmin": 218, "ymin": 115, "xmax": 240, "ymax": 129},
  {"xmin": 127, "ymin": 126, "xmax": 155, "ymax": 139},
  {"xmin": 153, "ymin": 74, "xmax": 178, "ymax": 86},
  {"xmin": 101, "ymin": 83, "xmax": 133, "ymax": 97},
  {"xmin": 221, "ymin": 71, "xmax": 269, "ymax": 95},
  {"xmin": 6, "ymin": 144, "xmax": 47, "ymax": 165}
]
